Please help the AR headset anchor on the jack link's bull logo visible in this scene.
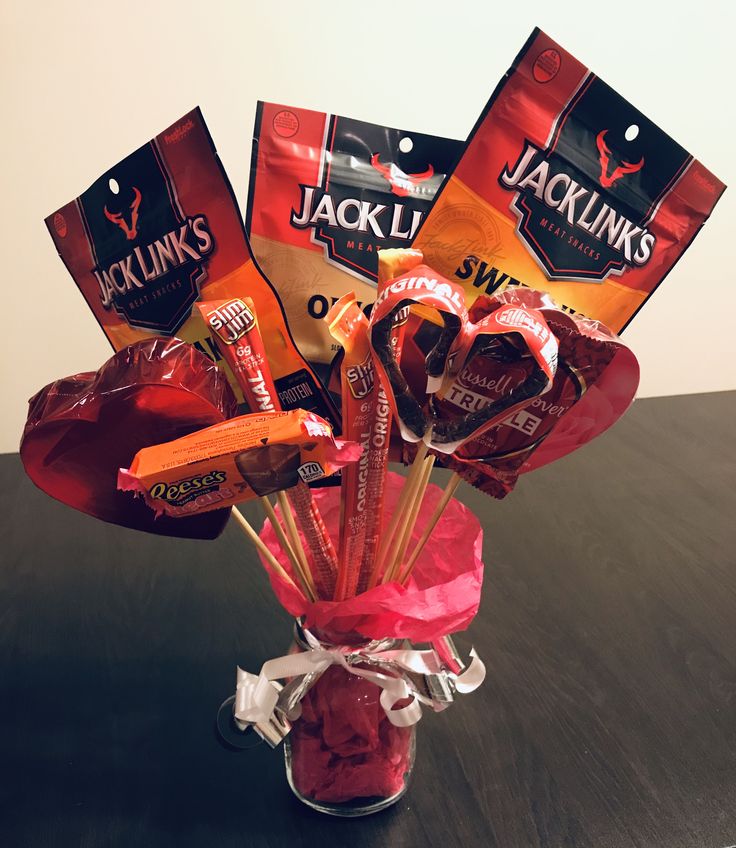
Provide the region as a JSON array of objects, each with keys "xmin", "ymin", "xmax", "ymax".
[
  {"xmin": 370, "ymin": 154, "xmax": 434, "ymax": 197},
  {"xmin": 104, "ymin": 186, "xmax": 142, "ymax": 240},
  {"xmin": 596, "ymin": 131, "xmax": 645, "ymax": 188}
]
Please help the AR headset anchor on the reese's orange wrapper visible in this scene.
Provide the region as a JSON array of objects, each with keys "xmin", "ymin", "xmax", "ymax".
[
  {"xmin": 413, "ymin": 29, "xmax": 725, "ymax": 332},
  {"xmin": 46, "ymin": 107, "xmax": 337, "ymax": 426},
  {"xmin": 118, "ymin": 410, "xmax": 360, "ymax": 518}
]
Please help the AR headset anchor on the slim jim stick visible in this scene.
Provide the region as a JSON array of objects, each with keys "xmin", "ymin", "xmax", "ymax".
[
  {"xmin": 354, "ymin": 381, "xmax": 390, "ymax": 593},
  {"xmin": 357, "ymin": 304, "xmax": 410, "ymax": 594},
  {"xmin": 274, "ymin": 491, "xmax": 317, "ymax": 601},
  {"xmin": 197, "ymin": 296, "xmax": 338, "ymax": 598},
  {"xmin": 284, "ymin": 483, "xmax": 338, "ymax": 598},
  {"xmin": 399, "ymin": 472, "xmax": 462, "ymax": 585},
  {"xmin": 287, "ymin": 486, "xmax": 336, "ymax": 598},
  {"xmin": 362, "ymin": 250, "xmax": 426, "ymax": 590},
  {"xmin": 367, "ymin": 440, "xmax": 428, "ymax": 589},
  {"xmin": 325, "ymin": 294, "xmax": 374, "ymax": 600}
]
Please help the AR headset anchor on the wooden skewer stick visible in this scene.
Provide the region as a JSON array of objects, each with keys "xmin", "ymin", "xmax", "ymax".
[
  {"xmin": 383, "ymin": 455, "xmax": 435, "ymax": 584},
  {"xmin": 367, "ymin": 441, "xmax": 429, "ymax": 589},
  {"xmin": 276, "ymin": 490, "xmax": 317, "ymax": 600},
  {"xmin": 399, "ymin": 471, "xmax": 462, "ymax": 585},
  {"xmin": 276, "ymin": 491, "xmax": 308, "ymax": 568},
  {"xmin": 259, "ymin": 496, "xmax": 306, "ymax": 585},
  {"xmin": 230, "ymin": 507, "xmax": 307, "ymax": 600}
]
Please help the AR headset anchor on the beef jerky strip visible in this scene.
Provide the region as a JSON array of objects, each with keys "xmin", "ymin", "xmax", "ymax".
[{"xmin": 325, "ymin": 294, "xmax": 375, "ymax": 600}]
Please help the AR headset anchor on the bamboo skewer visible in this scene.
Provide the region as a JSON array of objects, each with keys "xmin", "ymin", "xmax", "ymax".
[
  {"xmin": 286, "ymin": 483, "xmax": 338, "ymax": 598},
  {"xmin": 383, "ymin": 455, "xmax": 436, "ymax": 584},
  {"xmin": 276, "ymin": 490, "xmax": 308, "ymax": 568},
  {"xmin": 259, "ymin": 495, "xmax": 307, "ymax": 586},
  {"xmin": 275, "ymin": 491, "xmax": 317, "ymax": 601},
  {"xmin": 381, "ymin": 455, "xmax": 432, "ymax": 584},
  {"xmin": 230, "ymin": 507, "xmax": 307, "ymax": 599},
  {"xmin": 399, "ymin": 471, "xmax": 462, "ymax": 585},
  {"xmin": 366, "ymin": 441, "xmax": 429, "ymax": 589}
]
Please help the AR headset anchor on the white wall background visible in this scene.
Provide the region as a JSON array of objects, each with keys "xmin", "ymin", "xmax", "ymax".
[{"xmin": 1, "ymin": 0, "xmax": 734, "ymax": 453}]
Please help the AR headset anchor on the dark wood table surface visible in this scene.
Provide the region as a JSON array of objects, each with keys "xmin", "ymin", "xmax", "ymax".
[{"xmin": 2, "ymin": 391, "xmax": 735, "ymax": 848}]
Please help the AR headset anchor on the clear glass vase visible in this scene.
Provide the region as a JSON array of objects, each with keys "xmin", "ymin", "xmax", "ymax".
[{"xmin": 283, "ymin": 627, "xmax": 416, "ymax": 816}]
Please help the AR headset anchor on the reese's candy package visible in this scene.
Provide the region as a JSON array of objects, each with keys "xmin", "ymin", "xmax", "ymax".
[
  {"xmin": 246, "ymin": 102, "xmax": 462, "ymax": 378},
  {"xmin": 118, "ymin": 409, "xmax": 360, "ymax": 518},
  {"xmin": 413, "ymin": 29, "xmax": 726, "ymax": 333},
  {"xmin": 46, "ymin": 107, "xmax": 337, "ymax": 425}
]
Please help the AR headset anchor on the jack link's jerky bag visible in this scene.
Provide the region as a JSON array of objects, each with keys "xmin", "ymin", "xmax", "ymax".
[
  {"xmin": 413, "ymin": 29, "xmax": 726, "ymax": 333},
  {"xmin": 246, "ymin": 102, "xmax": 462, "ymax": 381},
  {"xmin": 46, "ymin": 108, "xmax": 337, "ymax": 426}
]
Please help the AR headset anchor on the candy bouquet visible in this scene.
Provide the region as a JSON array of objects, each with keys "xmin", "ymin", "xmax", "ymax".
[{"xmin": 22, "ymin": 29, "xmax": 723, "ymax": 817}]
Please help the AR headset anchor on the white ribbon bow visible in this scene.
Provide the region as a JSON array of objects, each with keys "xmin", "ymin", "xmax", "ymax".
[{"xmin": 234, "ymin": 630, "xmax": 486, "ymax": 732}]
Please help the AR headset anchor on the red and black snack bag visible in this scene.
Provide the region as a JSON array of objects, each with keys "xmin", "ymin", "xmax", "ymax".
[
  {"xmin": 45, "ymin": 107, "xmax": 337, "ymax": 426},
  {"xmin": 413, "ymin": 28, "xmax": 726, "ymax": 333},
  {"xmin": 246, "ymin": 102, "xmax": 462, "ymax": 383}
]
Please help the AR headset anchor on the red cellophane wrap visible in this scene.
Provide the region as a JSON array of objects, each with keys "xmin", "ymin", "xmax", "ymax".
[
  {"xmin": 261, "ymin": 471, "xmax": 483, "ymax": 802},
  {"xmin": 518, "ymin": 303, "xmax": 640, "ymax": 475},
  {"xmin": 20, "ymin": 338, "xmax": 237, "ymax": 538}
]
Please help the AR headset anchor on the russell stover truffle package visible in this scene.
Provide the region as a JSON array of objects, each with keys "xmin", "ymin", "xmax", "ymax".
[
  {"xmin": 413, "ymin": 28, "xmax": 726, "ymax": 333},
  {"xmin": 246, "ymin": 102, "xmax": 462, "ymax": 383},
  {"xmin": 46, "ymin": 107, "xmax": 337, "ymax": 427}
]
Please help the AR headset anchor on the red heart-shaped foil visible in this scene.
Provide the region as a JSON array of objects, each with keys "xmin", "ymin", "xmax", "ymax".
[{"xmin": 20, "ymin": 338, "xmax": 237, "ymax": 538}]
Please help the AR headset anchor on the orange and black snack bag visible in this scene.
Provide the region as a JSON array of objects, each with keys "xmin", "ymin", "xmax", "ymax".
[
  {"xmin": 46, "ymin": 107, "xmax": 337, "ymax": 426},
  {"xmin": 413, "ymin": 29, "xmax": 725, "ymax": 333},
  {"xmin": 246, "ymin": 102, "xmax": 462, "ymax": 385},
  {"xmin": 118, "ymin": 409, "xmax": 359, "ymax": 517}
]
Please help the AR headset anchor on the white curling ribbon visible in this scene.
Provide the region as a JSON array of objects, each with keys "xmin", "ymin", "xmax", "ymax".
[
  {"xmin": 235, "ymin": 669, "xmax": 279, "ymax": 724},
  {"xmin": 454, "ymin": 648, "xmax": 486, "ymax": 694},
  {"xmin": 233, "ymin": 634, "xmax": 485, "ymax": 731}
]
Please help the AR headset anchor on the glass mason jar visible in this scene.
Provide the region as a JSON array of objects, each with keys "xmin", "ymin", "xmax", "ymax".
[{"xmin": 283, "ymin": 624, "xmax": 416, "ymax": 816}]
